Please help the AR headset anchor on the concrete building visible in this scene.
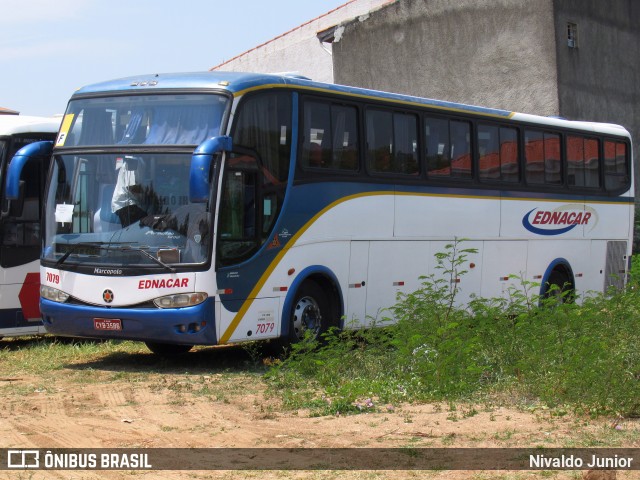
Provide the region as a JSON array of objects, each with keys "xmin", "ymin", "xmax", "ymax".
[
  {"xmin": 210, "ymin": 0, "xmax": 392, "ymax": 83},
  {"xmin": 212, "ymin": 0, "xmax": 639, "ymax": 187},
  {"xmin": 331, "ymin": 0, "xmax": 639, "ymax": 154}
]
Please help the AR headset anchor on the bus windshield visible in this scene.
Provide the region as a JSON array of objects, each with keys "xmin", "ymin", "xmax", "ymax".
[
  {"xmin": 43, "ymin": 94, "xmax": 229, "ymax": 270},
  {"xmin": 57, "ymin": 94, "xmax": 228, "ymax": 147}
]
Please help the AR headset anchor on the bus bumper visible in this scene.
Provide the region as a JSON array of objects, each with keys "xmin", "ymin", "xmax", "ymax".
[{"xmin": 40, "ymin": 297, "xmax": 217, "ymax": 345}]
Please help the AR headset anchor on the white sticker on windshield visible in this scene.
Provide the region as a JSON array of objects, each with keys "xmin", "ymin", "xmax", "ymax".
[{"xmin": 55, "ymin": 204, "xmax": 74, "ymax": 224}]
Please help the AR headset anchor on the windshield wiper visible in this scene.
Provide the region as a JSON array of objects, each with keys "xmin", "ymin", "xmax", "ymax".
[
  {"xmin": 55, "ymin": 242, "xmax": 113, "ymax": 268},
  {"xmin": 54, "ymin": 242, "xmax": 175, "ymax": 272},
  {"xmin": 120, "ymin": 245, "xmax": 176, "ymax": 273}
]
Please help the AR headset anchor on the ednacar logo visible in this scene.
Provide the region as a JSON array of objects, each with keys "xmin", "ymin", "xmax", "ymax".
[{"xmin": 522, "ymin": 204, "xmax": 598, "ymax": 236}]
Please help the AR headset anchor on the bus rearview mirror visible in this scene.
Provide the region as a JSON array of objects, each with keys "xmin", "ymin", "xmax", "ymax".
[
  {"xmin": 190, "ymin": 136, "xmax": 232, "ymax": 203},
  {"xmin": 6, "ymin": 140, "xmax": 53, "ymax": 200}
]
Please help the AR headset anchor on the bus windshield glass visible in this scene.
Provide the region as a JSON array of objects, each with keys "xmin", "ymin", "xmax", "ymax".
[
  {"xmin": 43, "ymin": 93, "xmax": 229, "ymax": 269},
  {"xmin": 57, "ymin": 94, "xmax": 228, "ymax": 146}
]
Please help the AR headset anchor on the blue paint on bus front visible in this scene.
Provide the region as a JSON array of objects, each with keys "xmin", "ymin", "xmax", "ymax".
[{"xmin": 40, "ymin": 297, "xmax": 217, "ymax": 345}]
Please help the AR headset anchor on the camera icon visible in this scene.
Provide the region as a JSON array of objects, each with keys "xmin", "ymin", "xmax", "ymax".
[{"xmin": 7, "ymin": 450, "xmax": 40, "ymax": 468}]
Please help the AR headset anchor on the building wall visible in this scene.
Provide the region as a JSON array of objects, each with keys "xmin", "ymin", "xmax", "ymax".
[
  {"xmin": 332, "ymin": 0, "xmax": 560, "ymax": 115},
  {"xmin": 553, "ymin": 0, "xmax": 640, "ymax": 175},
  {"xmin": 211, "ymin": 0, "xmax": 391, "ymax": 83}
]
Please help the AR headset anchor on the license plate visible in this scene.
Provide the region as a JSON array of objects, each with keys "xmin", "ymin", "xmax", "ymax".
[{"xmin": 93, "ymin": 318, "xmax": 122, "ymax": 331}]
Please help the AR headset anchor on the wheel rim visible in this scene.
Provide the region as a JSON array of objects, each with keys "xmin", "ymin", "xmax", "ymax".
[{"xmin": 292, "ymin": 295, "xmax": 322, "ymax": 341}]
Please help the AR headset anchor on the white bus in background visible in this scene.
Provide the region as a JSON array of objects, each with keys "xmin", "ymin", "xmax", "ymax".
[
  {"xmin": 7, "ymin": 72, "xmax": 633, "ymax": 355},
  {"xmin": 0, "ymin": 115, "xmax": 60, "ymax": 339}
]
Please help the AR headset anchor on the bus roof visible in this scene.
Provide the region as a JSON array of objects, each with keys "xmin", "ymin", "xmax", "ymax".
[
  {"xmin": 0, "ymin": 115, "xmax": 61, "ymax": 136},
  {"xmin": 73, "ymin": 71, "xmax": 630, "ymax": 138}
]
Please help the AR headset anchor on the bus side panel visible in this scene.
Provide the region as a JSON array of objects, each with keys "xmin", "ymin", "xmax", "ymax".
[
  {"xmin": 585, "ymin": 201, "xmax": 631, "ymax": 240},
  {"xmin": 480, "ymin": 241, "xmax": 528, "ymax": 300},
  {"xmin": 425, "ymin": 240, "xmax": 483, "ymax": 306},
  {"xmin": 589, "ymin": 241, "xmax": 611, "ymax": 294},
  {"xmin": 395, "ymin": 194, "xmax": 500, "ymax": 238},
  {"xmin": 345, "ymin": 241, "xmax": 369, "ymax": 328},
  {"xmin": 218, "ymin": 297, "xmax": 281, "ymax": 343},
  {"xmin": 364, "ymin": 241, "xmax": 429, "ymax": 327},
  {"xmin": 301, "ymin": 192, "xmax": 395, "ymax": 242}
]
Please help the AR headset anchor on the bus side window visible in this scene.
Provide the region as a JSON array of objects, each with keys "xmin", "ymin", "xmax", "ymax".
[
  {"xmin": 425, "ymin": 116, "xmax": 470, "ymax": 179},
  {"xmin": 301, "ymin": 100, "xmax": 360, "ymax": 172},
  {"xmin": 366, "ymin": 110, "xmax": 393, "ymax": 173},
  {"xmin": 367, "ymin": 109, "xmax": 418, "ymax": 175},
  {"xmin": 450, "ymin": 120, "xmax": 471, "ymax": 178},
  {"xmin": 525, "ymin": 130, "xmax": 560, "ymax": 185},
  {"xmin": 604, "ymin": 140, "xmax": 629, "ymax": 191},
  {"xmin": 478, "ymin": 125, "xmax": 519, "ymax": 183},
  {"xmin": 567, "ymin": 135, "xmax": 585, "ymax": 187},
  {"xmin": 218, "ymin": 164, "xmax": 258, "ymax": 266},
  {"xmin": 226, "ymin": 91, "xmax": 291, "ymax": 264},
  {"xmin": 544, "ymin": 133, "xmax": 561, "ymax": 184},
  {"xmin": 478, "ymin": 124, "xmax": 500, "ymax": 181},
  {"xmin": 567, "ymin": 135, "xmax": 600, "ymax": 188},
  {"xmin": 425, "ymin": 117, "xmax": 450, "ymax": 176}
]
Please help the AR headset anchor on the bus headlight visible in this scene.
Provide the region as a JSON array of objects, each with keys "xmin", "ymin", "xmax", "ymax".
[
  {"xmin": 40, "ymin": 285, "xmax": 70, "ymax": 303},
  {"xmin": 153, "ymin": 293, "xmax": 207, "ymax": 309}
]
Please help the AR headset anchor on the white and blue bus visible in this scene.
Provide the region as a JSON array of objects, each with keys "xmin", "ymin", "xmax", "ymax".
[
  {"xmin": 7, "ymin": 72, "xmax": 633, "ymax": 354},
  {"xmin": 0, "ymin": 115, "xmax": 60, "ymax": 339}
]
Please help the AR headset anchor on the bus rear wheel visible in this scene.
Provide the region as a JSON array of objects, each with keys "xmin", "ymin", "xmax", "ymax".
[
  {"xmin": 542, "ymin": 268, "xmax": 574, "ymax": 304},
  {"xmin": 145, "ymin": 342, "xmax": 193, "ymax": 356}
]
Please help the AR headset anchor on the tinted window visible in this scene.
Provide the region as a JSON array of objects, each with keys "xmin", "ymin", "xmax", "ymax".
[
  {"xmin": 604, "ymin": 140, "xmax": 629, "ymax": 191},
  {"xmin": 525, "ymin": 130, "xmax": 560, "ymax": 185},
  {"xmin": 301, "ymin": 101, "xmax": 359, "ymax": 171},
  {"xmin": 567, "ymin": 135, "xmax": 601, "ymax": 188},
  {"xmin": 425, "ymin": 117, "xmax": 471, "ymax": 178},
  {"xmin": 366, "ymin": 109, "xmax": 418, "ymax": 175},
  {"xmin": 60, "ymin": 94, "xmax": 228, "ymax": 147},
  {"xmin": 478, "ymin": 124, "xmax": 519, "ymax": 183},
  {"xmin": 234, "ymin": 92, "xmax": 292, "ymax": 183}
]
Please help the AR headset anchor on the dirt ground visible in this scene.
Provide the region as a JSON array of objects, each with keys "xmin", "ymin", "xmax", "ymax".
[{"xmin": 0, "ymin": 344, "xmax": 638, "ymax": 480}]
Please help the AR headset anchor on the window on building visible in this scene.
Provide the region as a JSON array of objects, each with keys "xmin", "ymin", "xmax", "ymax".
[{"xmin": 567, "ymin": 22, "xmax": 578, "ymax": 48}]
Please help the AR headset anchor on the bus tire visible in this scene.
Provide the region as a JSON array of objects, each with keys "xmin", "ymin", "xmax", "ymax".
[
  {"xmin": 542, "ymin": 268, "xmax": 574, "ymax": 303},
  {"xmin": 145, "ymin": 342, "xmax": 193, "ymax": 356},
  {"xmin": 287, "ymin": 280, "xmax": 330, "ymax": 344}
]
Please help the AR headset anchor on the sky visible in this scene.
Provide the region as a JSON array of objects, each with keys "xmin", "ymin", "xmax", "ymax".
[{"xmin": 1, "ymin": 0, "xmax": 348, "ymax": 117}]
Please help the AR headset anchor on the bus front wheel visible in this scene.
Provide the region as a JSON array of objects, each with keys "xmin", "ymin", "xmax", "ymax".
[
  {"xmin": 288, "ymin": 280, "xmax": 329, "ymax": 343},
  {"xmin": 145, "ymin": 342, "xmax": 193, "ymax": 356}
]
